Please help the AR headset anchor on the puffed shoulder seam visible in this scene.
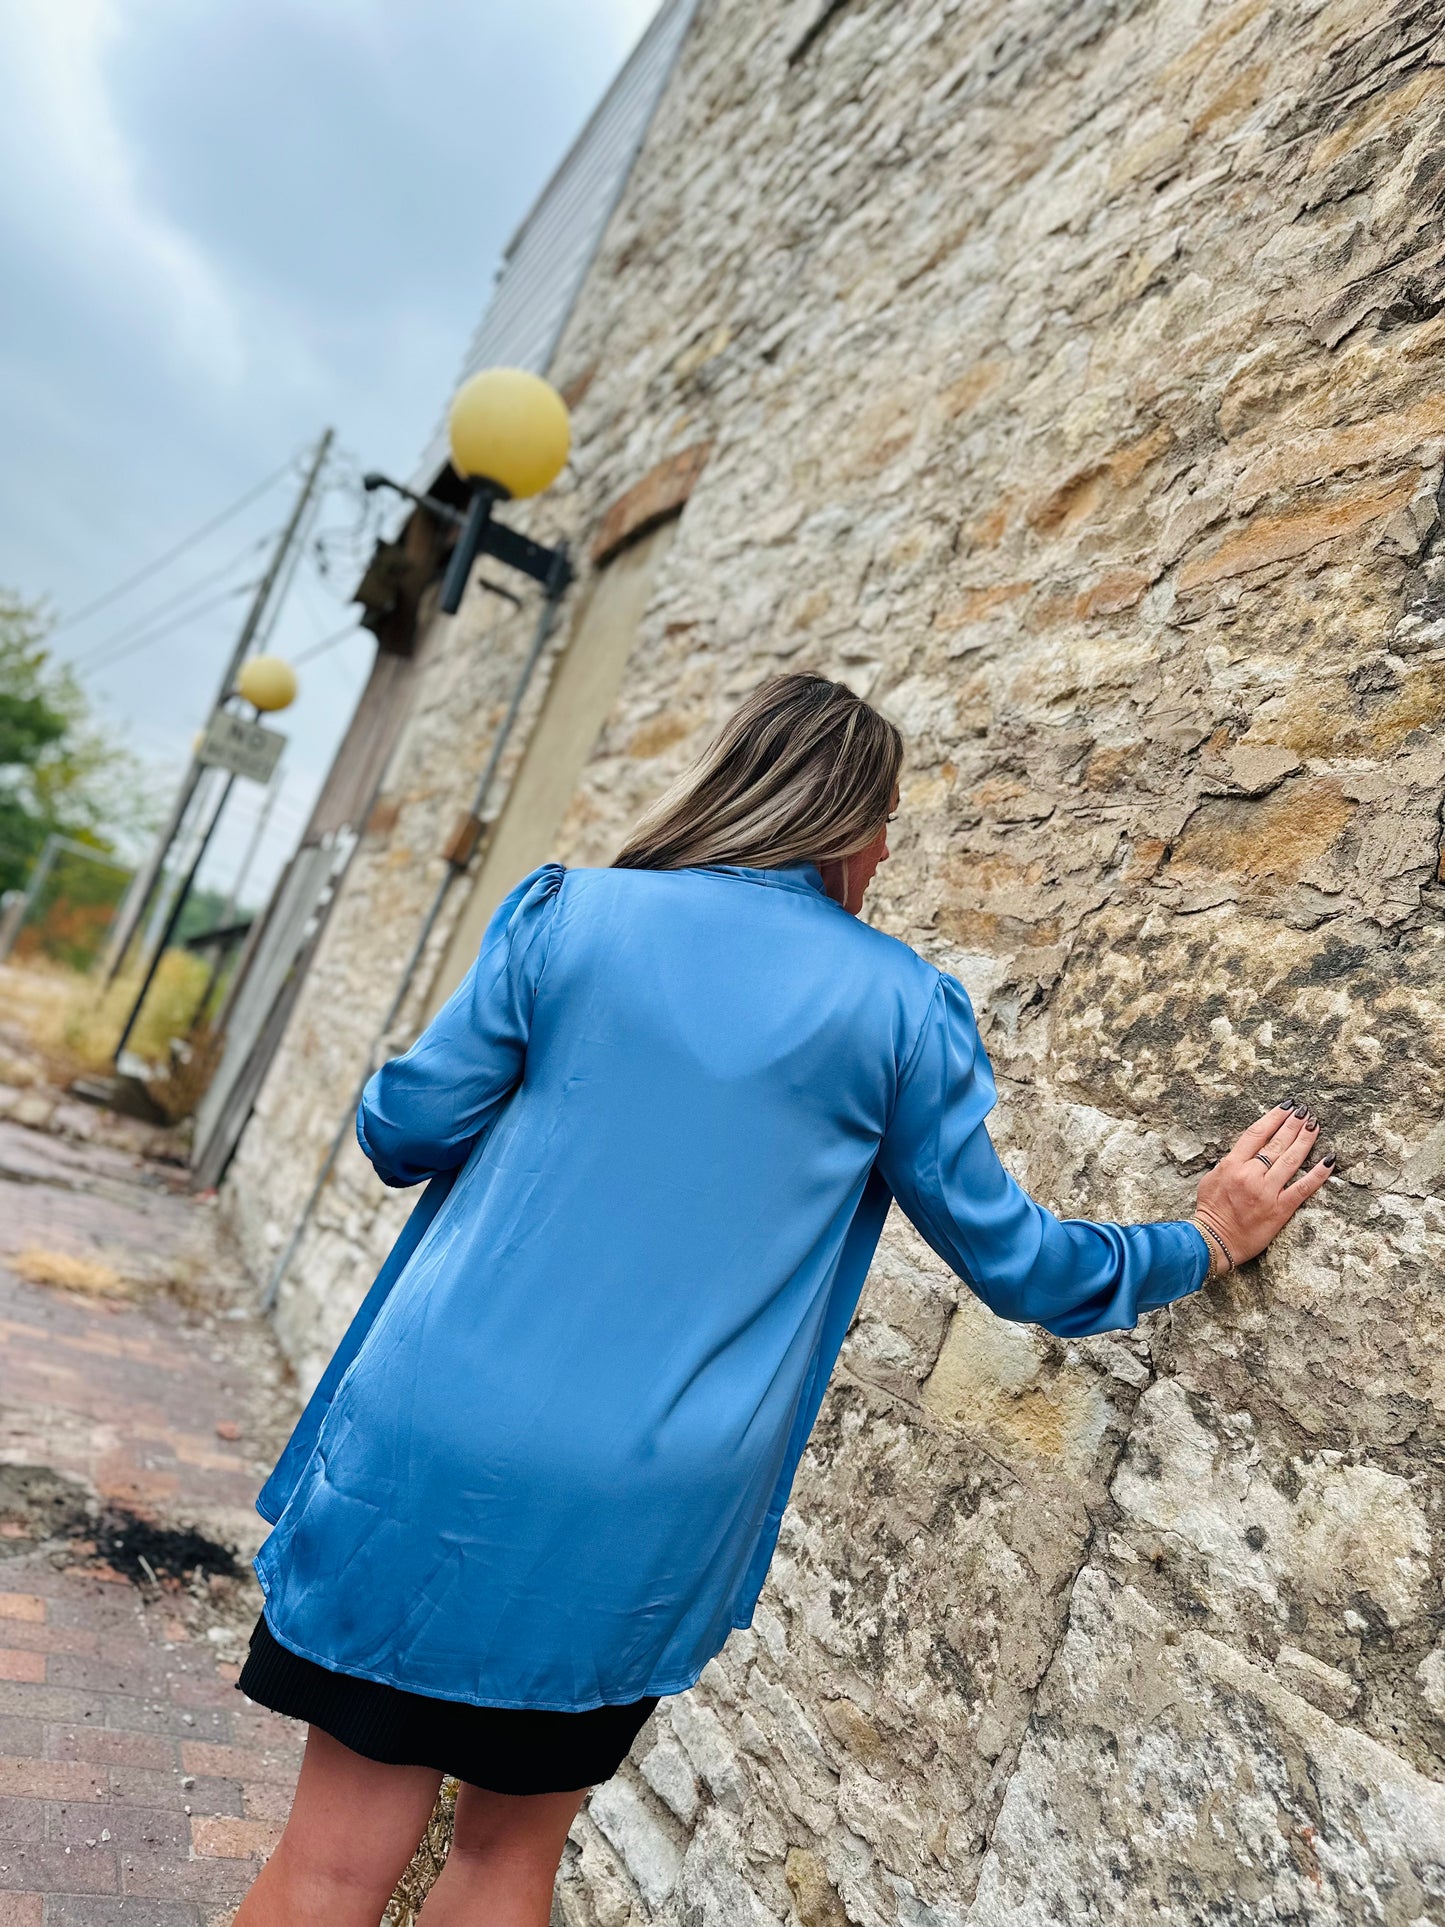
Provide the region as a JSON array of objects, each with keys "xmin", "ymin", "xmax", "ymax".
[
  {"xmin": 494, "ymin": 862, "xmax": 567, "ymax": 1014},
  {"xmin": 512, "ymin": 859, "xmax": 566, "ymax": 914},
  {"xmin": 475, "ymin": 861, "xmax": 567, "ymax": 966},
  {"xmin": 883, "ymin": 968, "xmax": 947, "ymax": 1137},
  {"xmin": 528, "ymin": 863, "xmax": 567, "ymax": 1004}
]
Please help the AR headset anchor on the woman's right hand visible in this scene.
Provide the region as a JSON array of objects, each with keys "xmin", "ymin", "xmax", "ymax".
[{"xmin": 1192, "ymin": 1102, "xmax": 1334, "ymax": 1275}]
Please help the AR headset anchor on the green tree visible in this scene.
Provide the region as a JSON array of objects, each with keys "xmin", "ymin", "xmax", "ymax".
[{"xmin": 0, "ymin": 591, "xmax": 160, "ymax": 898}]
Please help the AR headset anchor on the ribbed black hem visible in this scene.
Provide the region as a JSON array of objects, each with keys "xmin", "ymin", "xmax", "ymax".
[{"xmin": 237, "ymin": 1612, "xmax": 658, "ymax": 1794}]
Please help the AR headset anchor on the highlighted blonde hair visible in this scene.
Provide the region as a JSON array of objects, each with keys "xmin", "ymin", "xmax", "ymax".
[{"xmin": 614, "ymin": 673, "xmax": 902, "ymax": 872}]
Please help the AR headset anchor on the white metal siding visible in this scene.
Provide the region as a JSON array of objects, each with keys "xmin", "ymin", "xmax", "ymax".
[{"xmin": 413, "ymin": 0, "xmax": 700, "ymax": 486}]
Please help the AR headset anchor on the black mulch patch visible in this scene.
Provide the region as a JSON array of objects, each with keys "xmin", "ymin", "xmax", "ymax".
[
  {"xmin": 88, "ymin": 1507, "xmax": 242, "ymax": 1587},
  {"xmin": 0, "ymin": 1461, "xmax": 240, "ymax": 1587}
]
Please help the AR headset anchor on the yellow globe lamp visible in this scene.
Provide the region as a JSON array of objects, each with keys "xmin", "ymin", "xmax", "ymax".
[
  {"xmin": 448, "ymin": 368, "xmax": 571, "ymax": 499},
  {"xmin": 236, "ymin": 654, "xmax": 298, "ymax": 714}
]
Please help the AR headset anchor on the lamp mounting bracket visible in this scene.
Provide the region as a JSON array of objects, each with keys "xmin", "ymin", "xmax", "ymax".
[{"xmin": 439, "ymin": 482, "xmax": 573, "ymax": 614}]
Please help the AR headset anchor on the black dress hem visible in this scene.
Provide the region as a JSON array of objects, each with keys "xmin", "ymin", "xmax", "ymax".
[{"xmin": 236, "ymin": 1612, "xmax": 658, "ymax": 1795}]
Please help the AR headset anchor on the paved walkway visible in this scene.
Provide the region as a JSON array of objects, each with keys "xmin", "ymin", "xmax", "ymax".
[{"xmin": 0, "ymin": 1050, "xmax": 305, "ymax": 1926}]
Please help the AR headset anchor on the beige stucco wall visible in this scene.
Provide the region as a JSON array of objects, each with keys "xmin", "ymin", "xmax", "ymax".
[{"xmin": 225, "ymin": 0, "xmax": 1445, "ymax": 1918}]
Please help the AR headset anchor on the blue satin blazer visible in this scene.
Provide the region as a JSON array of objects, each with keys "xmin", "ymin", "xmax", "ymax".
[{"xmin": 254, "ymin": 861, "xmax": 1207, "ymax": 1710}]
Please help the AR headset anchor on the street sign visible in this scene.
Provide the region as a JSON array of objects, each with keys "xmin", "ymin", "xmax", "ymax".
[{"xmin": 198, "ymin": 711, "xmax": 286, "ymax": 785}]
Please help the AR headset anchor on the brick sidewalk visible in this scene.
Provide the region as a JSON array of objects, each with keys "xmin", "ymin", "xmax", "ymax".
[
  {"xmin": 0, "ymin": 1559, "xmax": 299, "ymax": 1925},
  {"xmin": 0, "ymin": 1088, "xmax": 305, "ymax": 1926}
]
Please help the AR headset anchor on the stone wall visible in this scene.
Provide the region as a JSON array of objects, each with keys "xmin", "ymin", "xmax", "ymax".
[{"xmin": 225, "ymin": 0, "xmax": 1445, "ymax": 1918}]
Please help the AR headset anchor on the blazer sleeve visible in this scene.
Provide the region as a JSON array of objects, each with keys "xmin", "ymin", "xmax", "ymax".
[
  {"xmin": 877, "ymin": 973, "xmax": 1209, "ymax": 1337},
  {"xmin": 356, "ymin": 863, "xmax": 565, "ymax": 1188}
]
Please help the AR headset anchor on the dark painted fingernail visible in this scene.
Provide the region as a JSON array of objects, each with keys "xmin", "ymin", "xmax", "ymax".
[
  {"xmin": 1293, "ymin": 1105, "xmax": 1310, "ymax": 1117},
  {"xmin": 1323, "ymin": 1153, "xmax": 1337, "ymax": 1167},
  {"xmin": 1276, "ymin": 1096, "xmax": 1295, "ymax": 1110}
]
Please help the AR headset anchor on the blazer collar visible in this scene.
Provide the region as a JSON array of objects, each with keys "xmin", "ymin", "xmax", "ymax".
[{"xmin": 702, "ymin": 862, "xmax": 832, "ymax": 899}]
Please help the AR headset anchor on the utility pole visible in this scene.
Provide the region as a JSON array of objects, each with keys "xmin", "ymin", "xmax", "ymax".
[{"xmin": 102, "ymin": 429, "xmax": 334, "ymax": 986}]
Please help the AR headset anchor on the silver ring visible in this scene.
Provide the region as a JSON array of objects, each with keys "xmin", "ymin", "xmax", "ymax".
[{"xmin": 1253, "ymin": 1152, "xmax": 1274, "ymax": 1168}]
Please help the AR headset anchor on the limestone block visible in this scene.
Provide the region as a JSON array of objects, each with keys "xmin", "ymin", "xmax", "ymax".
[
  {"xmin": 967, "ymin": 1566, "xmax": 1445, "ymax": 1924},
  {"xmin": 1273, "ymin": 1643, "xmax": 1360, "ymax": 1721},
  {"xmin": 588, "ymin": 1777, "xmax": 683, "ymax": 1911},
  {"xmin": 1400, "ymin": 1120, "xmax": 1445, "ymax": 1196},
  {"xmin": 1167, "ymin": 1196, "xmax": 1445, "ymax": 1464},
  {"xmin": 668, "ymin": 1694, "xmax": 750, "ymax": 1812},
  {"xmin": 558, "ymin": 1820, "xmax": 645, "ymax": 1927},
  {"xmin": 922, "ymin": 1295, "xmax": 1115, "ymax": 1473},
  {"xmin": 1114, "ymin": 1380, "xmax": 1433, "ymax": 1635},
  {"xmin": 1049, "ymin": 903, "xmax": 1445, "ymax": 1157},
  {"xmin": 750, "ymin": 1374, "xmax": 1106, "ymax": 1899},
  {"xmin": 671, "ymin": 1810, "xmax": 783, "ymax": 1927},
  {"xmin": 3, "ymin": 1091, "xmax": 54, "ymax": 1130},
  {"xmin": 1198, "ymin": 740, "xmax": 1303, "ymax": 797},
  {"xmin": 639, "ymin": 1735, "xmax": 700, "ymax": 1824},
  {"xmin": 843, "ymin": 1230, "xmax": 955, "ymax": 1402},
  {"xmin": 785, "ymin": 1845, "xmax": 848, "ymax": 1927},
  {"xmin": 1110, "ymin": 1375, "xmax": 1445, "ymax": 1774},
  {"xmin": 1417, "ymin": 1650, "xmax": 1445, "ymax": 1722}
]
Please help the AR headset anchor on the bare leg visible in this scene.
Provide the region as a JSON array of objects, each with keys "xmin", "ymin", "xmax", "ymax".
[
  {"xmin": 233, "ymin": 1724, "xmax": 444, "ymax": 1927},
  {"xmin": 418, "ymin": 1780, "xmax": 588, "ymax": 1927}
]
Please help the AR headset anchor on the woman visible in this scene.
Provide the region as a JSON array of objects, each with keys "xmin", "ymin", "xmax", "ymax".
[{"xmin": 235, "ymin": 673, "xmax": 1330, "ymax": 1927}]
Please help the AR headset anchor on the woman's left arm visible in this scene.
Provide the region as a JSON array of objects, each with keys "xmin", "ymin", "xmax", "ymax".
[
  {"xmin": 355, "ymin": 863, "xmax": 564, "ymax": 1188},
  {"xmin": 878, "ymin": 973, "xmax": 1209, "ymax": 1338}
]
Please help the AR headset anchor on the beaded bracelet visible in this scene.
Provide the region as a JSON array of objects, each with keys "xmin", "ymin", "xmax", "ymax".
[{"xmin": 1192, "ymin": 1214, "xmax": 1235, "ymax": 1275}]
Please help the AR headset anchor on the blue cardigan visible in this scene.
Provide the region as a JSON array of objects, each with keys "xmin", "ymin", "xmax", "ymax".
[{"xmin": 254, "ymin": 862, "xmax": 1207, "ymax": 1710}]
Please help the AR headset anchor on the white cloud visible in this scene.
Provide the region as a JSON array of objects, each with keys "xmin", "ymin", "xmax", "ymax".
[
  {"xmin": 0, "ymin": 0, "xmax": 677, "ymax": 898},
  {"xmin": 0, "ymin": 0, "xmax": 246, "ymax": 383}
]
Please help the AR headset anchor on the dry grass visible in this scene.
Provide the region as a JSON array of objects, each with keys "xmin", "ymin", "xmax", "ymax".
[
  {"xmin": 1, "ymin": 951, "xmax": 214, "ymax": 1107},
  {"xmin": 384, "ymin": 1781, "xmax": 458, "ymax": 1924},
  {"xmin": 0, "ymin": 961, "xmax": 88, "ymax": 1081},
  {"xmin": 147, "ymin": 1023, "xmax": 224, "ymax": 1124},
  {"xmin": 10, "ymin": 1246, "xmax": 138, "ymax": 1299},
  {"xmin": 64, "ymin": 951, "xmax": 214, "ymax": 1071}
]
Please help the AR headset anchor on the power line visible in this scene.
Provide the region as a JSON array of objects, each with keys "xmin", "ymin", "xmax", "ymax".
[
  {"xmin": 51, "ymin": 456, "xmax": 299, "ymax": 635},
  {"xmin": 310, "ymin": 451, "xmax": 385, "ymax": 582},
  {"xmin": 74, "ymin": 449, "xmax": 349, "ymax": 679},
  {"xmin": 70, "ymin": 529, "xmax": 279, "ymax": 670},
  {"xmin": 291, "ymin": 546, "xmax": 367, "ymax": 666},
  {"xmin": 292, "ymin": 621, "xmax": 364, "ymax": 666},
  {"xmin": 82, "ymin": 579, "xmax": 262, "ymax": 677},
  {"xmin": 294, "ymin": 551, "xmax": 342, "ymax": 632}
]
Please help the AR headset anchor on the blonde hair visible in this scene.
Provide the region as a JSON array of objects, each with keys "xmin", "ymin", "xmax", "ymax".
[{"xmin": 613, "ymin": 673, "xmax": 902, "ymax": 872}]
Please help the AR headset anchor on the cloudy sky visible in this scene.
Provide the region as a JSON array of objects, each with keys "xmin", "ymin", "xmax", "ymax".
[{"xmin": 0, "ymin": 0, "xmax": 658, "ymax": 899}]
